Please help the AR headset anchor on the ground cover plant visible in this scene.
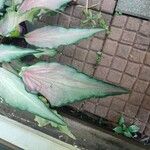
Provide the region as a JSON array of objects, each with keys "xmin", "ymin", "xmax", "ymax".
[{"xmin": 0, "ymin": 0, "xmax": 129, "ymax": 138}]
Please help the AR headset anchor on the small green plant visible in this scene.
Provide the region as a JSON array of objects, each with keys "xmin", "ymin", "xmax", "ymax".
[
  {"xmin": 113, "ymin": 115, "xmax": 140, "ymax": 138},
  {"xmin": 81, "ymin": 9, "xmax": 109, "ymax": 31}
]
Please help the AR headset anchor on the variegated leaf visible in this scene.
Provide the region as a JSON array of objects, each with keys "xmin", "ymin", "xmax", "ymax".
[
  {"xmin": 0, "ymin": 11, "xmax": 35, "ymax": 36},
  {"xmin": 20, "ymin": 62, "xmax": 129, "ymax": 107},
  {"xmin": 18, "ymin": 0, "xmax": 71, "ymax": 13},
  {"xmin": 0, "ymin": 68, "xmax": 65, "ymax": 125},
  {"xmin": 0, "ymin": 44, "xmax": 38, "ymax": 62},
  {"xmin": 25, "ymin": 26, "xmax": 104, "ymax": 49},
  {"xmin": 0, "ymin": 0, "xmax": 5, "ymax": 9}
]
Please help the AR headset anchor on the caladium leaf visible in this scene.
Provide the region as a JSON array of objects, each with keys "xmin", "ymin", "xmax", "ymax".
[
  {"xmin": 25, "ymin": 26, "xmax": 104, "ymax": 49},
  {"xmin": 20, "ymin": 62, "xmax": 129, "ymax": 107},
  {"xmin": 0, "ymin": 11, "xmax": 35, "ymax": 36},
  {"xmin": 18, "ymin": 0, "xmax": 71, "ymax": 13},
  {"xmin": 0, "ymin": 44, "xmax": 39, "ymax": 62},
  {"xmin": 0, "ymin": 68, "xmax": 65, "ymax": 125}
]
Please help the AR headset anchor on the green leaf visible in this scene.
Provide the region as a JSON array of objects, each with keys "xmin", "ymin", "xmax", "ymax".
[
  {"xmin": 0, "ymin": 0, "xmax": 5, "ymax": 9},
  {"xmin": 128, "ymin": 125, "xmax": 139, "ymax": 133},
  {"xmin": 20, "ymin": 62, "xmax": 129, "ymax": 107},
  {"xmin": 0, "ymin": 68, "xmax": 65, "ymax": 125},
  {"xmin": 113, "ymin": 126, "xmax": 123, "ymax": 134},
  {"xmin": 35, "ymin": 114, "xmax": 76, "ymax": 139},
  {"xmin": 118, "ymin": 115, "xmax": 125, "ymax": 126},
  {"xmin": 0, "ymin": 10, "xmax": 35, "ymax": 36},
  {"xmin": 123, "ymin": 129, "xmax": 133, "ymax": 138},
  {"xmin": 18, "ymin": 0, "xmax": 71, "ymax": 13},
  {"xmin": 0, "ymin": 44, "xmax": 39, "ymax": 62},
  {"xmin": 34, "ymin": 49, "xmax": 57, "ymax": 58},
  {"xmin": 25, "ymin": 26, "xmax": 105, "ymax": 49}
]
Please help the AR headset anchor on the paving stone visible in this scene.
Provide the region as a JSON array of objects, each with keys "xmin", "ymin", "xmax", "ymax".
[
  {"xmin": 107, "ymin": 110, "xmax": 121, "ymax": 122},
  {"xmin": 140, "ymin": 20, "xmax": 150, "ymax": 36},
  {"xmin": 74, "ymin": 47, "xmax": 88, "ymax": 61},
  {"xmin": 72, "ymin": 59, "xmax": 84, "ymax": 71},
  {"xmin": 107, "ymin": 70, "xmax": 122, "ymax": 84},
  {"xmin": 63, "ymin": 45, "xmax": 76, "ymax": 57},
  {"xmin": 69, "ymin": 17, "xmax": 81, "ymax": 27},
  {"xmin": 100, "ymin": 54, "xmax": 113, "ymax": 67},
  {"xmin": 124, "ymin": 103, "xmax": 139, "ymax": 118},
  {"xmin": 115, "ymin": 94, "xmax": 130, "ymax": 101},
  {"xmin": 101, "ymin": 13, "xmax": 112, "ymax": 25},
  {"xmin": 134, "ymin": 79, "xmax": 149, "ymax": 93},
  {"xmin": 73, "ymin": 6, "xmax": 84, "ymax": 19},
  {"xmin": 123, "ymin": 116, "xmax": 134, "ymax": 125},
  {"xmin": 116, "ymin": 0, "xmax": 150, "ymax": 20},
  {"xmin": 128, "ymin": 92, "xmax": 144, "ymax": 106},
  {"xmin": 58, "ymin": 14, "xmax": 70, "ymax": 27},
  {"xmin": 98, "ymin": 97, "xmax": 113, "ymax": 107},
  {"xmin": 139, "ymin": 65, "xmax": 150, "ymax": 81},
  {"xmin": 94, "ymin": 66, "xmax": 109, "ymax": 80},
  {"xmin": 82, "ymin": 102, "xmax": 96, "ymax": 114},
  {"xmin": 129, "ymin": 48, "xmax": 146, "ymax": 63},
  {"xmin": 78, "ymin": 39, "xmax": 91, "ymax": 49},
  {"xmin": 108, "ymin": 27, "xmax": 123, "ymax": 41},
  {"xmin": 101, "ymin": 0, "xmax": 116, "ymax": 14},
  {"xmin": 121, "ymin": 30, "xmax": 136, "ymax": 45},
  {"xmin": 112, "ymin": 15, "xmax": 127, "ymax": 28},
  {"xmin": 134, "ymin": 120, "xmax": 146, "ymax": 133},
  {"xmin": 116, "ymin": 44, "xmax": 131, "ymax": 59},
  {"xmin": 86, "ymin": 51, "xmax": 97, "ymax": 64},
  {"xmin": 137, "ymin": 108, "xmax": 150, "ymax": 123},
  {"xmin": 83, "ymin": 63, "xmax": 95, "ymax": 76},
  {"xmin": 110, "ymin": 98, "xmax": 125, "ymax": 112},
  {"xmin": 95, "ymin": 105, "xmax": 108, "ymax": 118},
  {"xmin": 142, "ymin": 95, "xmax": 150, "ymax": 110},
  {"xmin": 144, "ymin": 52, "xmax": 150, "ymax": 66},
  {"xmin": 125, "ymin": 62, "xmax": 141, "ymax": 77},
  {"xmin": 145, "ymin": 124, "xmax": 150, "ymax": 136},
  {"xmin": 89, "ymin": 0, "xmax": 102, "ymax": 10},
  {"xmin": 121, "ymin": 74, "xmax": 136, "ymax": 89},
  {"xmin": 59, "ymin": 55, "xmax": 72, "ymax": 65},
  {"xmin": 112, "ymin": 57, "xmax": 127, "ymax": 72},
  {"xmin": 146, "ymin": 86, "xmax": 150, "ymax": 96},
  {"xmin": 103, "ymin": 39, "xmax": 118, "ymax": 55},
  {"xmin": 126, "ymin": 17, "xmax": 141, "ymax": 31},
  {"xmin": 134, "ymin": 35, "xmax": 150, "ymax": 50},
  {"xmin": 90, "ymin": 38, "xmax": 104, "ymax": 51}
]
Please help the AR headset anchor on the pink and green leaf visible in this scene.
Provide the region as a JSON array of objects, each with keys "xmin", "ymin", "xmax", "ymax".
[
  {"xmin": 0, "ymin": 68, "xmax": 65, "ymax": 125},
  {"xmin": 20, "ymin": 62, "xmax": 129, "ymax": 107},
  {"xmin": 18, "ymin": 0, "xmax": 71, "ymax": 13},
  {"xmin": 25, "ymin": 26, "xmax": 105, "ymax": 49}
]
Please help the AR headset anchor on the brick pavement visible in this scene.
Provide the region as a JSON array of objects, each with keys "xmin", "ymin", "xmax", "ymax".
[{"xmin": 40, "ymin": 0, "xmax": 150, "ymax": 136}]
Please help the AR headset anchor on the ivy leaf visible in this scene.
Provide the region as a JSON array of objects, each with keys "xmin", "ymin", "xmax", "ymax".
[
  {"xmin": 18, "ymin": 0, "xmax": 71, "ymax": 13},
  {"xmin": 113, "ymin": 126, "xmax": 123, "ymax": 134},
  {"xmin": 0, "ymin": 68, "xmax": 65, "ymax": 125},
  {"xmin": 25, "ymin": 26, "xmax": 104, "ymax": 49},
  {"xmin": 20, "ymin": 62, "xmax": 129, "ymax": 107},
  {"xmin": 128, "ymin": 125, "xmax": 139, "ymax": 133},
  {"xmin": 0, "ymin": 44, "xmax": 39, "ymax": 62}
]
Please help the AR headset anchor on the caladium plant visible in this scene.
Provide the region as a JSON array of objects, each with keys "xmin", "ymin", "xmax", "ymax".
[{"xmin": 0, "ymin": 0, "xmax": 129, "ymax": 139}]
